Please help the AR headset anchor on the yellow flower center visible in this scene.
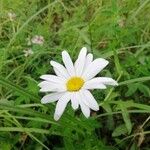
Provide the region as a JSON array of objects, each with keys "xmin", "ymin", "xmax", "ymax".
[{"xmin": 66, "ymin": 77, "xmax": 84, "ymax": 92}]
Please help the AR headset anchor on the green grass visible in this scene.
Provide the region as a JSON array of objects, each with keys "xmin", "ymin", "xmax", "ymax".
[{"xmin": 0, "ymin": 0, "xmax": 150, "ymax": 149}]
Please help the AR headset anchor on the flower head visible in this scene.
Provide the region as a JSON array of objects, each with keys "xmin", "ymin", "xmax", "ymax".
[
  {"xmin": 8, "ymin": 12, "xmax": 16, "ymax": 21},
  {"xmin": 31, "ymin": 35, "xmax": 44, "ymax": 45},
  {"xmin": 23, "ymin": 48, "xmax": 34, "ymax": 57},
  {"xmin": 38, "ymin": 47, "xmax": 118, "ymax": 121}
]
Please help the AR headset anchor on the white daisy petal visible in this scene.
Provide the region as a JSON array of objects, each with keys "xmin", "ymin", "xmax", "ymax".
[
  {"xmin": 54, "ymin": 92, "xmax": 71, "ymax": 121},
  {"xmin": 70, "ymin": 92, "xmax": 79, "ymax": 110},
  {"xmin": 79, "ymin": 100, "xmax": 90, "ymax": 118},
  {"xmin": 74, "ymin": 47, "xmax": 87, "ymax": 76},
  {"xmin": 38, "ymin": 81, "xmax": 66, "ymax": 92},
  {"xmin": 84, "ymin": 77, "xmax": 118, "ymax": 87},
  {"xmin": 81, "ymin": 90, "xmax": 99, "ymax": 111},
  {"xmin": 41, "ymin": 92, "xmax": 65, "ymax": 104},
  {"xmin": 62, "ymin": 51, "xmax": 75, "ymax": 76},
  {"xmin": 82, "ymin": 58, "xmax": 109, "ymax": 80},
  {"xmin": 50, "ymin": 61, "xmax": 70, "ymax": 79},
  {"xmin": 76, "ymin": 91, "xmax": 90, "ymax": 118},
  {"xmin": 84, "ymin": 53, "xmax": 93, "ymax": 69},
  {"xmin": 40, "ymin": 75, "xmax": 66, "ymax": 83},
  {"xmin": 83, "ymin": 78, "xmax": 107, "ymax": 90},
  {"xmin": 53, "ymin": 67, "xmax": 64, "ymax": 78},
  {"xmin": 93, "ymin": 77, "xmax": 118, "ymax": 86},
  {"xmin": 83, "ymin": 83, "xmax": 106, "ymax": 90}
]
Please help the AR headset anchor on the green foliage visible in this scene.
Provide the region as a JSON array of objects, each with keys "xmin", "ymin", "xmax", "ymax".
[{"xmin": 0, "ymin": 0, "xmax": 150, "ymax": 149}]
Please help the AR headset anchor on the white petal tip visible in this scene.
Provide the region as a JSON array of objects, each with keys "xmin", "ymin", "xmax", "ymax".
[
  {"xmin": 72, "ymin": 105, "xmax": 78, "ymax": 110},
  {"xmin": 105, "ymin": 59, "xmax": 109, "ymax": 65},
  {"xmin": 101, "ymin": 85, "xmax": 107, "ymax": 89},
  {"xmin": 110, "ymin": 80, "xmax": 118, "ymax": 86},
  {"xmin": 95, "ymin": 107, "xmax": 99, "ymax": 111},
  {"xmin": 39, "ymin": 75, "xmax": 43, "ymax": 79},
  {"xmin": 83, "ymin": 111, "xmax": 90, "ymax": 118},
  {"xmin": 50, "ymin": 60, "xmax": 54, "ymax": 66},
  {"xmin": 41, "ymin": 99, "xmax": 47, "ymax": 104},
  {"xmin": 88, "ymin": 53, "xmax": 93, "ymax": 58},
  {"xmin": 114, "ymin": 82, "xmax": 119, "ymax": 86},
  {"xmin": 62, "ymin": 50, "xmax": 67, "ymax": 55},
  {"xmin": 85, "ymin": 115, "xmax": 90, "ymax": 118},
  {"xmin": 82, "ymin": 47, "xmax": 87, "ymax": 49},
  {"xmin": 39, "ymin": 89, "xmax": 44, "ymax": 92},
  {"xmin": 39, "ymin": 75, "xmax": 46, "ymax": 80},
  {"xmin": 38, "ymin": 83, "xmax": 42, "ymax": 87},
  {"xmin": 54, "ymin": 114, "xmax": 60, "ymax": 121},
  {"xmin": 91, "ymin": 106, "xmax": 99, "ymax": 111},
  {"xmin": 81, "ymin": 47, "xmax": 87, "ymax": 52},
  {"xmin": 99, "ymin": 58, "xmax": 109, "ymax": 65},
  {"xmin": 62, "ymin": 51, "xmax": 69, "ymax": 59}
]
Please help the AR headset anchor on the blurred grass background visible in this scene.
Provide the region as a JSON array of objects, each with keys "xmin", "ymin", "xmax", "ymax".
[{"xmin": 0, "ymin": 0, "xmax": 150, "ymax": 149}]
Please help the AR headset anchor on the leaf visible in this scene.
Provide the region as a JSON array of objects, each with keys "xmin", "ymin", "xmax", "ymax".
[
  {"xmin": 0, "ymin": 127, "xmax": 50, "ymax": 134},
  {"xmin": 25, "ymin": 76, "xmax": 39, "ymax": 95},
  {"xmin": 111, "ymin": 100, "xmax": 150, "ymax": 112},
  {"xmin": 138, "ymin": 84, "xmax": 150, "ymax": 97},
  {"xmin": 130, "ymin": 142, "xmax": 137, "ymax": 150},
  {"xmin": 112, "ymin": 124, "xmax": 128, "ymax": 137},
  {"xmin": 119, "ymin": 103, "xmax": 132, "ymax": 134},
  {"xmin": 119, "ymin": 76, "xmax": 150, "ymax": 86},
  {"xmin": 76, "ymin": 28, "xmax": 91, "ymax": 45},
  {"xmin": 0, "ymin": 142, "xmax": 11, "ymax": 150},
  {"xmin": 102, "ymin": 103, "xmax": 114, "ymax": 130},
  {"xmin": 113, "ymin": 49, "xmax": 122, "ymax": 75},
  {"xmin": 0, "ymin": 77, "xmax": 39, "ymax": 101},
  {"xmin": 125, "ymin": 83, "xmax": 138, "ymax": 97},
  {"xmin": 0, "ymin": 101, "xmax": 58, "ymax": 125}
]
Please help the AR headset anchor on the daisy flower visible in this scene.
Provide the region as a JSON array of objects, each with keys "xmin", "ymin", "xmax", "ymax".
[
  {"xmin": 31, "ymin": 35, "xmax": 44, "ymax": 45},
  {"xmin": 38, "ymin": 47, "xmax": 118, "ymax": 121}
]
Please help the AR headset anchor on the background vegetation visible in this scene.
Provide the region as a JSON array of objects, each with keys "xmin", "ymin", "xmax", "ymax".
[{"xmin": 0, "ymin": 0, "xmax": 150, "ymax": 149}]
